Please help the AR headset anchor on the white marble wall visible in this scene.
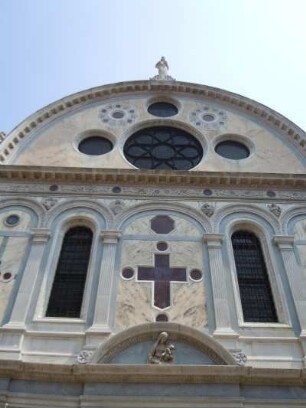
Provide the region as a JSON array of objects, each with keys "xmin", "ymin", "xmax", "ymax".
[{"xmin": 12, "ymin": 94, "xmax": 305, "ymax": 174}]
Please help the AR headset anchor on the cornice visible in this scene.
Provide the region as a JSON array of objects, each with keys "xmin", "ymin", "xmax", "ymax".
[
  {"xmin": 0, "ymin": 80, "xmax": 306, "ymax": 163},
  {"xmin": 0, "ymin": 360, "xmax": 304, "ymax": 385},
  {"xmin": 0, "ymin": 165, "xmax": 305, "ymax": 190}
]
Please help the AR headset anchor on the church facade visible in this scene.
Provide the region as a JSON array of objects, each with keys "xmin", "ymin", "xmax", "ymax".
[{"xmin": 0, "ymin": 62, "xmax": 306, "ymax": 406}]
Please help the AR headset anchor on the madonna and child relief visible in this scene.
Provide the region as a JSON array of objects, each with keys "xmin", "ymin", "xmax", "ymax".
[{"xmin": 115, "ymin": 214, "xmax": 207, "ymax": 329}]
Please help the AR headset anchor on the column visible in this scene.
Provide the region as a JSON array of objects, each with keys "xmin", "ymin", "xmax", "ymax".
[
  {"xmin": 204, "ymin": 233, "xmax": 237, "ymax": 337},
  {"xmin": 273, "ymin": 235, "xmax": 306, "ymax": 332},
  {"xmin": 88, "ymin": 230, "xmax": 121, "ymax": 332},
  {"xmin": 7, "ymin": 228, "xmax": 50, "ymax": 329}
]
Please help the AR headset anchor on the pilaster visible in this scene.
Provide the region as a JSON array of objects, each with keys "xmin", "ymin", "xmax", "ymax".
[
  {"xmin": 203, "ymin": 233, "xmax": 237, "ymax": 337},
  {"xmin": 87, "ymin": 231, "xmax": 121, "ymax": 333}
]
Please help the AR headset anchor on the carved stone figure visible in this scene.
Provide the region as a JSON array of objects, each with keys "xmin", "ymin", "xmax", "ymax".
[
  {"xmin": 42, "ymin": 197, "xmax": 58, "ymax": 210},
  {"xmin": 267, "ymin": 203, "xmax": 281, "ymax": 217},
  {"xmin": 151, "ymin": 57, "xmax": 175, "ymax": 81},
  {"xmin": 201, "ymin": 203, "xmax": 214, "ymax": 217},
  {"xmin": 110, "ymin": 200, "xmax": 125, "ymax": 215},
  {"xmin": 155, "ymin": 56, "xmax": 169, "ymax": 77},
  {"xmin": 232, "ymin": 351, "xmax": 247, "ymax": 366},
  {"xmin": 148, "ymin": 331, "xmax": 175, "ymax": 364},
  {"xmin": 77, "ymin": 350, "xmax": 93, "ymax": 364}
]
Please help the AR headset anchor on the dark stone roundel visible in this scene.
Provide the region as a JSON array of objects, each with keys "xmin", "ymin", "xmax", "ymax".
[
  {"xmin": 78, "ymin": 136, "xmax": 113, "ymax": 156},
  {"xmin": 5, "ymin": 214, "xmax": 20, "ymax": 226},
  {"xmin": 151, "ymin": 216, "xmax": 175, "ymax": 234},
  {"xmin": 2, "ymin": 272, "xmax": 12, "ymax": 280},
  {"xmin": 156, "ymin": 313, "xmax": 169, "ymax": 322},
  {"xmin": 123, "ymin": 126, "xmax": 203, "ymax": 170},
  {"xmin": 190, "ymin": 269, "xmax": 203, "ymax": 281},
  {"xmin": 157, "ymin": 241, "xmax": 168, "ymax": 251},
  {"xmin": 122, "ymin": 267, "xmax": 134, "ymax": 279}
]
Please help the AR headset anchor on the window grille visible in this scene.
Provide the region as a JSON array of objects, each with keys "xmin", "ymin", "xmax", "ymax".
[
  {"xmin": 46, "ymin": 226, "xmax": 93, "ymax": 318},
  {"xmin": 231, "ymin": 230, "xmax": 277, "ymax": 322}
]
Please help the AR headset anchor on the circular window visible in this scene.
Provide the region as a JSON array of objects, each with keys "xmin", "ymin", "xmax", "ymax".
[
  {"xmin": 148, "ymin": 102, "xmax": 178, "ymax": 117},
  {"xmin": 78, "ymin": 136, "xmax": 113, "ymax": 156},
  {"xmin": 5, "ymin": 214, "xmax": 20, "ymax": 226},
  {"xmin": 215, "ymin": 140, "xmax": 250, "ymax": 160},
  {"xmin": 124, "ymin": 126, "xmax": 203, "ymax": 170}
]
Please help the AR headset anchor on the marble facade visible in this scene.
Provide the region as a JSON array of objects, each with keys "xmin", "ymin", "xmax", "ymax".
[{"xmin": 0, "ymin": 78, "xmax": 305, "ymax": 406}]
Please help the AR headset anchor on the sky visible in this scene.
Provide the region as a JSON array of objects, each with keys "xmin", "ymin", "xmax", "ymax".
[{"xmin": 1, "ymin": 0, "xmax": 306, "ymax": 134}]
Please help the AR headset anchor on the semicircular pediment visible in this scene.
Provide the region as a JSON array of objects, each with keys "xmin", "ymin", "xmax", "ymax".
[
  {"xmin": 1, "ymin": 80, "xmax": 305, "ymax": 173},
  {"xmin": 91, "ymin": 323, "xmax": 237, "ymax": 366}
]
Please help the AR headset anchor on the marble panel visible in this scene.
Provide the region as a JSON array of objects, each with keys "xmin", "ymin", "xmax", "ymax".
[
  {"xmin": 124, "ymin": 214, "xmax": 201, "ymax": 236},
  {"xmin": 0, "ymin": 210, "xmax": 31, "ymax": 231},
  {"xmin": 115, "ymin": 240, "xmax": 206, "ymax": 330},
  {"xmin": 0, "ymin": 236, "xmax": 29, "ymax": 322}
]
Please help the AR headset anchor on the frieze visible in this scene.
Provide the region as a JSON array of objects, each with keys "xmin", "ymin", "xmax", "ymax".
[{"xmin": 1, "ymin": 182, "xmax": 306, "ymax": 202}]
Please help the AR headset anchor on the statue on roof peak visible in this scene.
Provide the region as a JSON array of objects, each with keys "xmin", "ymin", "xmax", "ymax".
[{"xmin": 151, "ymin": 56, "xmax": 175, "ymax": 81}]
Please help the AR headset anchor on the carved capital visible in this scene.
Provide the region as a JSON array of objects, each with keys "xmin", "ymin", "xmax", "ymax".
[
  {"xmin": 31, "ymin": 228, "xmax": 51, "ymax": 243},
  {"xmin": 203, "ymin": 233, "xmax": 224, "ymax": 248},
  {"xmin": 273, "ymin": 235, "xmax": 295, "ymax": 250},
  {"xmin": 100, "ymin": 230, "xmax": 121, "ymax": 244}
]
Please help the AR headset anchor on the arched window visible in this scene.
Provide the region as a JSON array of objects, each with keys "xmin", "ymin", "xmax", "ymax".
[
  {"xmin": 46, "ymin": 226, "xmax": 93, "ymax": 318},
  {"xmin": 231, "ymin": 230, "xmax": 277, "ymax": 323}
]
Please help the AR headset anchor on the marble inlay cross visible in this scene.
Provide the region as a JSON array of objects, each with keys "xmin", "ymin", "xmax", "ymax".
[{"xmin": 138, "ymin": 254, "xmax": 187, "ymax": 309}]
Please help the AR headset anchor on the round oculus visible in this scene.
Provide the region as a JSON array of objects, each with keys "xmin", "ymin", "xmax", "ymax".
[
  {"xmin": 148, "ymin": 102, "xmax": 178, "ymax": 117},
  {"xmin": 78, "ymin": 136, "xmax": 113, "ymax": 156},
  {"xmin": 215, "ymin": 140, "xmax": 250, "ymax": 160},
  {"xmin": 124, "ymin": 126, "xmax": 203, "ymax": 170},
  {"xmin": 5, "ymin": 214, "xmax": 20, "ymax": 226}
]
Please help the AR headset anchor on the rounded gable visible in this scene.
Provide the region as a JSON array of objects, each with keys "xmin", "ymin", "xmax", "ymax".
[{"xmin": 1, "ymin": 80, "xmax": 305, "ymax": 173}]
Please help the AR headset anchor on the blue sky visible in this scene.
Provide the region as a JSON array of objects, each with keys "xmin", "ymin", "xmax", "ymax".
[{"xmin": 1, "ymin": 0, "xmax": 306, "ymax": 133}]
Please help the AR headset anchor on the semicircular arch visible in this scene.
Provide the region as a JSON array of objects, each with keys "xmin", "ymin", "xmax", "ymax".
[{"xmin": 92, "ymin": 322, "xmax": 237, "ymax": 365}]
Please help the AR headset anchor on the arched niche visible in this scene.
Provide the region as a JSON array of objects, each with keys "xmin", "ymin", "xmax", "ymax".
[{"xmin": 91, "ymin": 323, "xmax": 237, "ymax": 366}]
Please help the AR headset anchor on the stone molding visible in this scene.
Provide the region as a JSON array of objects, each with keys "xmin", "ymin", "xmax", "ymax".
[
  {"xmin": 0, "ymin": 359, "xmax": 305, "ymax": 386},
  {"xmin": 31, "ymin": 228, "xmax": 50, "ymax": 243},
  {"xmin": 1, "ymin": 80, "xmax": 305, "ymax": 163},
  {"xmin": 203, "ymin": 233, "xmax": 224, "ymax": 247},
  {"xmin": 0, "ymin": 165, "xmax": 306, "ymax": 190},
  {"xmin": 273, "ymin": 235, "xmax": 295, "ymax": 249},
  {"xmin": 100, "ymin": 230, "xmax": 121, "ymax": 244}
]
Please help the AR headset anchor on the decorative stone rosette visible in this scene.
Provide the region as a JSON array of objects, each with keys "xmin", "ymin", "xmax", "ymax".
[
  {"xmin": 189, "ymin": 105, "xmax": 227, "ymax": 130},
  {"xmin": 99, "ymin": 103, "xmax": 138, "ymax": 127}
]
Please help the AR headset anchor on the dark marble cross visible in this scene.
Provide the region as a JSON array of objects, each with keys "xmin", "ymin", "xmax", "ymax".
[{"xmin": 137, "ymin": 254, "xmax": 187, "ymax": 309}]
